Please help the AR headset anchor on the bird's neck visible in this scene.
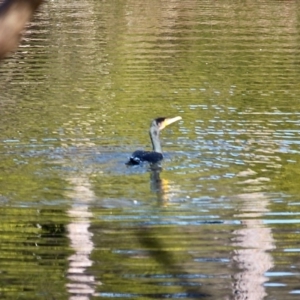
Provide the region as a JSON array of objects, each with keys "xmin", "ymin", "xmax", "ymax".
[{"xmin": 149, "ymin": 127, "xmax": 162, "ymax": 153}]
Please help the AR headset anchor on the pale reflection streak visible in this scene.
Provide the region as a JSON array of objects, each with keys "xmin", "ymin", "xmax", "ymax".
[
  {"xmin": 231, "ymin": 192, "xmax": 275, "ymax": 300},
  {"xmin": 230, "ymin": 127, "xmax": 276, "ymax": 299},
  {"xmin": 65, "ymin": 176, "xmax": 98, "ymax": 300}
]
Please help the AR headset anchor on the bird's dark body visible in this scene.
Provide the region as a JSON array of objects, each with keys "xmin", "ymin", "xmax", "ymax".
[
  {"xmin": 127, "ymin": 150, "xmax": 163, "ymax": 165},
  {"xmin": 126, "ymin": 116, "xmax": 181, "ymax": 166}
]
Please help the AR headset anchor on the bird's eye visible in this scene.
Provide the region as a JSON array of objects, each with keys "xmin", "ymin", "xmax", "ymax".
[{"xmin": 156, "ymin": 117, "xmax": 165, "ymax": 125}]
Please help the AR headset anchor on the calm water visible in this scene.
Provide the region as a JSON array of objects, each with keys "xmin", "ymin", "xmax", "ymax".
[{"xmin": 1, "ymin": 0, "xmax": 300, "ymax": 299}]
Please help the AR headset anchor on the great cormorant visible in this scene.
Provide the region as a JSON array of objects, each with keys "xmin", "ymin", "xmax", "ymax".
[{"xmin": 126, "ymin": 116, "xmax": 182, "ymax": 165}]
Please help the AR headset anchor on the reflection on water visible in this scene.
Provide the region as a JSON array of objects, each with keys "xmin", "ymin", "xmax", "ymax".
[
  {"xmin": 232, "ymin": 193, "xmax": 275, "ymax": 300},
  {"xmin": 150, "ymin": 165, "xmax": 179, "ymax": 205},
  {"xmin": 1, "ymin": 0, "xmax": 300, "ymax": 299},
  {"xmin": 65, "ymin": 175, "xmax": 97, "ymax": 299}
]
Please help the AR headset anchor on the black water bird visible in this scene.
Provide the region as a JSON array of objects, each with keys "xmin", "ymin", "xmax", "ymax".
[{"xmin": 126, "ymin": 116, "xmax": 182, "ymax": 165}]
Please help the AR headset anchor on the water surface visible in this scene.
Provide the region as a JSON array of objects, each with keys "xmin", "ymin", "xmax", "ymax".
[{"xmin": 1, "ymin": 0, "xmax": 300, "ymax": 299}]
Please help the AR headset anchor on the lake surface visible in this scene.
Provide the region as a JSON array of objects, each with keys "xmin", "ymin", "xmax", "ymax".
[{"xmin": 1, "ymin": 0, "xmax": 300, "ymax": 299}]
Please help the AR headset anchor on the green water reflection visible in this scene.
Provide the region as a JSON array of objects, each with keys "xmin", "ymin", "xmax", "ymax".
[{"xmin": 1, "ymin": 0, "xmax": 300, "ymax": 299}]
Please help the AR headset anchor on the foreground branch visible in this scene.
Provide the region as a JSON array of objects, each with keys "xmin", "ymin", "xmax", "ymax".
[{"xmin": 0, "ymin": 0, "xmax": 43, "ymax": 60}]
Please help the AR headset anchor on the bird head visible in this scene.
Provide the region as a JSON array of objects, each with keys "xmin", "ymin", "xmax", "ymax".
[{"xmin": 154, "ymin": 116, "xmax": 182, "ymax": 131}]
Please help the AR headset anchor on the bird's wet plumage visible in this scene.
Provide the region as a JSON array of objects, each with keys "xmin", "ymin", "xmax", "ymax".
[
  {"xmin": 127, "ymin": 150, "xmax": 163, "ymax": 165},
  {"xmin": 126, "ymin": 116, "xmax": 182, "ymax": 165}
]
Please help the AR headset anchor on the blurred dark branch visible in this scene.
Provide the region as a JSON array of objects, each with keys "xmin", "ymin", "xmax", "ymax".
[
  {"xmin": 137, "ymin": 228, "xmax": 210, "ymax": 298},
  {"xmin": 0, "ymin": 0, "xmax": 43, "ymax": 60}
]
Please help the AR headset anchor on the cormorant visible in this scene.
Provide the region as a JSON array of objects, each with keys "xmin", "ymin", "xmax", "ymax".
[{"xmin": 126, "ymin": 116, "xmax": 182, "ymax": 165}]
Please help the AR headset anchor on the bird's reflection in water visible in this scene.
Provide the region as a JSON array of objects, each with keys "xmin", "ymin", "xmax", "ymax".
[
  {"xmin": 138, "ymin": 165, "xmax": 211, "ymax": 298},
  {"xmin": 149, "ymin": 164, "xmax": 172, "ymax": 205}
]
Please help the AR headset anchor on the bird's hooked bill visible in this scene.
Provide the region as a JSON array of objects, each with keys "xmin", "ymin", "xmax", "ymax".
[{"xmin": 163, "ymin": 116, "xmax": 182, "ymax": 127}]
